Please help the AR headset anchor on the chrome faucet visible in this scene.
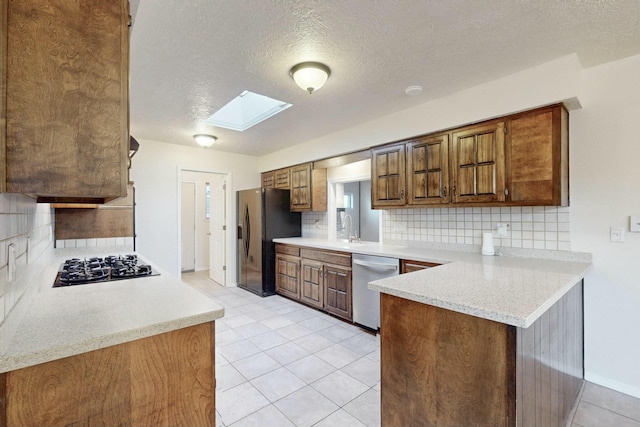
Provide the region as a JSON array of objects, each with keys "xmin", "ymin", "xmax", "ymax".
[
  {"xmin": 343, "ymin": 214, "xmax": 353, "ymax": 241},
  {"xmin": 343, "ymin": 214, "xmax": 361, "ymax": 243}
]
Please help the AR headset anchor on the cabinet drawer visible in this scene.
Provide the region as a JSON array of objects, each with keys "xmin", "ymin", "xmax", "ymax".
[
  {"xmin": 401, "ymin": 259, "xmax": 440, "ymax": 274},
  {"xmin": 301, "ymin": 248, "xmax": 351, "ymax": 267},
  {"xmin": 276, "ymin": 244, "xmax": 300, "ymax": 256}
]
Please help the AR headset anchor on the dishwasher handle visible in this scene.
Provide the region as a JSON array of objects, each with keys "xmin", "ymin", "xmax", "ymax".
[{"xmin": 353, "ymin": 259, "xmax": 398, "ymax": 271}]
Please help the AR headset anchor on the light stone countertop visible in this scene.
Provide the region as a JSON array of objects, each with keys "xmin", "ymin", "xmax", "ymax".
[
  {"xmin": 273, "ymin": 237, "xmax": 591, "ymax": 328},
  {"xmin": 0, "ymin": 246, "xmax": 224, "ymax": 373}
]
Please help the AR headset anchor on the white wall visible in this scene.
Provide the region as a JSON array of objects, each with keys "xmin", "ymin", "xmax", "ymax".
[
  {"xmin": 570, "ymin": 54, "xmax": 640, "ymax": 397},
  {"xmin": 131, "ymin": 138, "xmax": 259, "ymax": 282}
]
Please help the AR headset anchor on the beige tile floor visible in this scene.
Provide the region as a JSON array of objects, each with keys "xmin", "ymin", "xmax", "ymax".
[{"xmin": 182, "ymin": 271, "xmax": 640, "ymax": 427}]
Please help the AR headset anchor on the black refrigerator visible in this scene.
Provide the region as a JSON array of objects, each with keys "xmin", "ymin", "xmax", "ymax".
[{"xmin": 237, "ymin": 188, "xmax": 301, "ymax": 296}]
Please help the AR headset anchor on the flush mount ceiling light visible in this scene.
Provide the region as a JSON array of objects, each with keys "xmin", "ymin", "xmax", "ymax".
[
  {"xmin": 405, "ymin": 85, "xmax": 423, "ymax": 96},
  {"xmin": 193, "ymin": 134, "xmax": 217, "ymax": 147},
  {"xmin": 289, "ymin": 62, "xmax": 331, "ymax": 94}
]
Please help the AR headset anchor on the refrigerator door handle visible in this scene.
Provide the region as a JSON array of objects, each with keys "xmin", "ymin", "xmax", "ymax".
[
  {"xmin": 237, "ymin": 225, "xmax": 243, "ymax": 240},
  {"xmin": 243, "ymin": 203, "xmax": 251, "ymax": 259}
]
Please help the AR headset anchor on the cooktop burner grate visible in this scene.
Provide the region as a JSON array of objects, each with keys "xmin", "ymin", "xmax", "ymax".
[{"xmin": 53, "ymin": 254, "xmax": 159, "ymax": 287}]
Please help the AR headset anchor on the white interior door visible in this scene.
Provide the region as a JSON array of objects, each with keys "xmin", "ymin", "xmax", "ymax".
[
  {"xmin": 181, "ymin": 182, "xmax": 196, "ymax": 272},
  {"xmin": 209, "ymin": 176, "xmax": 226, "ymax": 285}
]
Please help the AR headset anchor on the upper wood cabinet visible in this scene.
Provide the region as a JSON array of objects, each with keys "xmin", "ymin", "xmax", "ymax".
[
  {"xmin": 450, "ymin": 121, "xmax": 506, "ymax": 204},
  {"xmin": 406, "ymin": 133, "xmax": 450, "ymax": 206},
  {"xmin": 262, "ymin": 168, "xmax": 291, "ymax": 189},
  {"xmin": 290, "ymin": 163, "xmax": 327, "ymax": 212},
  {"xmin": 371, "ymin": 104, "xmax": 569, "ymax": 209},
  {"xmin": 505, "ymin": 105, "xmax": 569, "ymax": 206},
  {"xmin": 2, "ymin": 0, "xmax": 130, "ymax": 203},
  {"xmin": 371, "ymin": 143, "xmax": 406, "ymax": 207}
]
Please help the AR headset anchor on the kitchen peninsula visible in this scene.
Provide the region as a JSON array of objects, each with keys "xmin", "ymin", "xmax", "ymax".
[
  {"xmin": 274, "ymin": 237, "xmax": 590, "ymax": 427},
  {"xmin": 0, "ymin": 247, "xmax": 224, "ymax": 427}
]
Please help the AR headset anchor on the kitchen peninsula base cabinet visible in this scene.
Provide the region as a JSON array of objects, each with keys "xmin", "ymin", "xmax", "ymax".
[
  {"xmin": 0, "ymin": 322, "xmax": 215, "ymax": 427},
  {"xmin": 381, "ymin": 282, "xmax": 583, "ymax": 427}
]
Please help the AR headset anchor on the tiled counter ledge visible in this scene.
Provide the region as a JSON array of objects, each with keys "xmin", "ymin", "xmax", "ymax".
[
  {"xmin": 0, "ymin": 246, "xmax": 224, "ymax": 426},
  {"xmin": 274, "ymin": 237, "xmax": 591, "ymax": 427}
]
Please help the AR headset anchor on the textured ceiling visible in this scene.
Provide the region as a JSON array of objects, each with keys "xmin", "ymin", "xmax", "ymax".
[{"xmin": 129, "ymin": 0, "xmax": 640, "ymax": 156}]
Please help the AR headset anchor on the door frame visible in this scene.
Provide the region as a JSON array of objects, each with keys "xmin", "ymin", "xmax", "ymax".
[
  {"xmin": 177, "ymin": 167, "xmax": 231, "ymax": 286},
  {"xmin": 180, "ymin": 181, "xmax": 197, "ymax": 272}
]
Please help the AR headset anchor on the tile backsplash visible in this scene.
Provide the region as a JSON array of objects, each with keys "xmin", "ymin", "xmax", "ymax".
[
  {"xmin": 0, "ymin": 194, "xmax": 54, "ymax": 324},
  {"xmin": 382, "ymin": 206, "xmax": 571, "ymax": 251},
  {"xmin": 303, "ymin": 205, "xmax": 571, "ymax": 252}
]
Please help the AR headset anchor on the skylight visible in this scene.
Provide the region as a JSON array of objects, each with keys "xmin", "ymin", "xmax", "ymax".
[{"xmin": 205, "ymin": 91, "xmax": 292, "ymax": 131}]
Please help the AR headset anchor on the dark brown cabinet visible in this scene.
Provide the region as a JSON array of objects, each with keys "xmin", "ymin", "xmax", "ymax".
[
  {"xmin": 1, "ymin": 0, "xmax": 130, "ymax": 203},
  {"xmin": 450, "ymin": 120, "xmax": 506, "ymax": 204},
  {"xmin": 406, "ymin": 133, "xmax": 450, "ymax": 206},
  {"xmin": 324, "ymin": 264, "xmax": 352, "ymax": 320},
  {"xmin": 300, "ymin": 259, "xmax": 324, "ymax": 309},
  {"xmin": 275, "ymin": 253, "xmax": 301, "ymax": 300},
  {"xmin": 275, "ymin": 244, "xmax": 353, "ymax": 322},
  {"xmin": 371, "ymin": 104, "xmax": 568, "ymax": 209},
  {"xmin": 290, "ymin": 163, "xmax": 327, "ymax": 212},
  {"xmin": 262, "ymin": 168, "xmax": 291, "ymax": 189},
  {"xmin": 372, "ymin": 143, "xmax": 406, "ymax": 207},
  {"xmin": 400, "ymin": 259, "xmax": 441, "ymax": 274},
  {"xmin": 505, "ymin": 105, "xmax": 569, "ymax": 206}
]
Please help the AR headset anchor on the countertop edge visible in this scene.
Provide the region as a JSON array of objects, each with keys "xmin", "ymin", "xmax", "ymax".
[
  {"xmin": 0, "ymin": 310, "xmax": 223, "ymax": 373},
  {"xmin": 275, "ymin": 237, "xmax": 591, "ymax": 328}
]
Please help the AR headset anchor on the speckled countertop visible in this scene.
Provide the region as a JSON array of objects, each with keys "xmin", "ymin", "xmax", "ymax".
[
  {"xmin": 0, "ymin": 246, "xmax": 224, "ymax": 373},
  {"xmin": 273, "ymin": 237, "xmax": 591, "ymax": 328}
]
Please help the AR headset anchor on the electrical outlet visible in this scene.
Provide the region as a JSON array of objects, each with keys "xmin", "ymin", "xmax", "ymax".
[
  {"xmin": 630, "ymin": 215, "xmax": 640, "ymax": 233},
  {"xmin": 7, "ymin": 243, "xmax": 16, "ymax": 282},
  {"xmin": 610, "ymin": 227, "xmax": 625, "ymax": 243},
  {"xmin": 496, "ymin": 223, "xmax": 509, "ymax": 238},
  {"xmin": 394, "ymin": 222, "xmax": 407, "ymax": 232}
]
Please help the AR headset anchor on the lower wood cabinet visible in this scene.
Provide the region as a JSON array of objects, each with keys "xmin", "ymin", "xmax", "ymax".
[
  {"xmin": 301, "ymin": 259, "xmax": 324, "ymax": 309},
  {"xmin": 275, "ymin": 253, "xmax": 301, "ymax": 300},
  {"xmin": 275, "ymin": 244, "xmax": 352, "ymax": 321},
  {"xmin": 0, "ymin": 322, "xmax": 215, "ymax": 427},
  {"xmin": 401, "ymin": 259, "xmax": 441, "ymax": 274}
]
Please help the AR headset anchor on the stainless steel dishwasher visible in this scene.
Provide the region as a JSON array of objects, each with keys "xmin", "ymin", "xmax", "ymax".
[{"xmin": 352, "ymin": 253, "xmax": 399, "ymax": 331}]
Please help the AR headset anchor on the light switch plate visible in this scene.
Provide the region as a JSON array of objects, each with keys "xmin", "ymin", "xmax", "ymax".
[
  {"xmin": 630, "ymin": 215, "xmax": 640, "ymax": 232},
  {"xmin": 496, "ymin": 223, "xmax": 509, "ymax": 238},
  {"xmin": 610, "ymin": 227, "xmax": 625, "ymax": 243}
]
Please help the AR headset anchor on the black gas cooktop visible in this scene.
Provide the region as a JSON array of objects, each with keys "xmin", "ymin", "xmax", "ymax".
[{"xmin": 53, "ymin": 254, "xmax": 159, "ymax": 287}]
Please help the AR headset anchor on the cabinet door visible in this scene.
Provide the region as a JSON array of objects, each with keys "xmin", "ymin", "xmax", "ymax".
[
  {"xmin": 4, "ymin": 0, "xmax": 129, "ymax": 202},
  {"xmin": 451, "ymin": 121, "xmax": 506, "ymax": 204},
  {"xmin": 291, "ymin": 164, "xmax": 312, "ymax": 211},
  {"xmin": 262, "ymin": 172, "xmax": 275, "ymax": 188},
  {"xmin": 300, "ymin": 259, "xmax": 324, "ymax": 308},
  {"xmin": 324, "ymin": 264, "xmax": 352, "ymax": 321},
  {"xmin": 371, "ymin": 144, "xmax": 406, "ymax": 208},
  {"xmin": 275, "ymin": 254, "xmax": 300, "ymax": 300},
  {"xmin": 406, "ymin": 134, "xmax": 450, "ymax": 206},
  {"xmin": 506, "ymin": 105, "xmax": 568, "ymax": 206},
  {"xmin": 274, "ymin": 168, "xmax": 291, "ymax": 189}
]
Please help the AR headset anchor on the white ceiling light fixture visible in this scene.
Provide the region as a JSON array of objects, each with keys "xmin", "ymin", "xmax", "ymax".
[
  {"xmin": 289, "ymin": 62, "xmax": 331, "ymax": 94},
  {"xmin": 193, "ymin": 134, "xmax": 217, "ymax": 147},
  {"xmin": 405, "ymin": 85, "xmax": 423, "ymax": 96}
]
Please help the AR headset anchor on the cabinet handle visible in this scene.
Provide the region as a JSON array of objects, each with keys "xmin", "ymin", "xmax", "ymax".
[
  {"xmin": 443, "ymin": 186, "xmax": 447, "ymax": 197},
  {"xmin": 400, "ymin": 189, "xmax": 405, "ymax": 200},
  {"xmin": 453, "ymin": 185, "xmax": 457, "ymax": 196},
  {"xmin": 504, "ymin": 187, "xmax": 509, "ymax": 196}
]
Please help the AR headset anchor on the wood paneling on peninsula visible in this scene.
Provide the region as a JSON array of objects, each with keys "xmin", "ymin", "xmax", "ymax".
[
  {"xmin": 0, "ymin": 322, "xmax": 215, "ymax": 427},
  {"xmin": 380, "ymin": 281, "xmax": 584, "ymax": 427},
  {"xmin": 2, "ymin": 0, "xmax": 129, "ymax": 203}
]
